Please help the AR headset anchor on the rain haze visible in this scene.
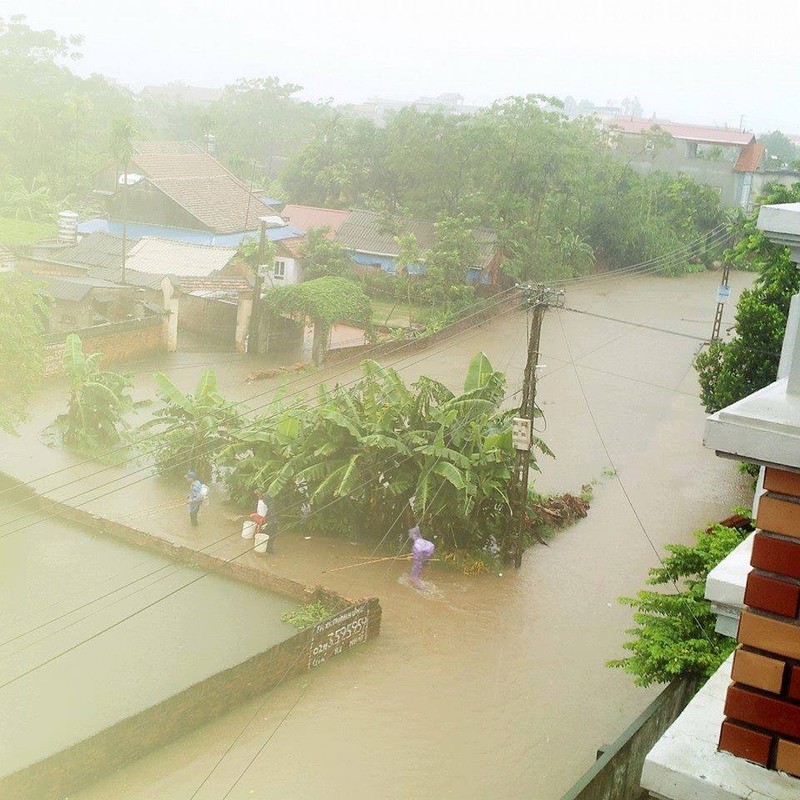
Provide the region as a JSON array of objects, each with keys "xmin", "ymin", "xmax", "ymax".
[{"xmin": 14, "ymin": 0, "xmax": 800, "ymax": 132}]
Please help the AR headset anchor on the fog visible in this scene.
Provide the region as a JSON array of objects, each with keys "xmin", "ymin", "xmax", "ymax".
[{"xmin": 14, "ymin": 0, "xmax": 800, "ymax": 132}]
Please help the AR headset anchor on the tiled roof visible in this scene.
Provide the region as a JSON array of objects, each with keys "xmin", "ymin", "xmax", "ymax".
[
  {"xmin": 129, "ymin": 142, "xmax": 273, "ymax": 234},
  {"xmin": 607, "ymin": 117, "xmax": 755, "ymax": 147},
  {"xmin": 172, "ymin": 276, "xmax": 253, "ymax": 293},
  {"xmin": 275, "ymin": 236, "xmax": 306, "ymax": 260},
  {"xmin": 125, "ymin": 237, "xmax": 238, "ymax": 278},
  {"xmin": 734, "ymin": 142, "xmax": 766, "ymax": 173},
  {"xmin": 280, "ymin": 205, "xmax": 351, "ymax": 236},
  {"xmin": 335, "ymin": 209, "xmax": 496, "ymax": 269},
  {"xmin": 51, "ymin": 232, "xmax": 135, "ymax": 272}
]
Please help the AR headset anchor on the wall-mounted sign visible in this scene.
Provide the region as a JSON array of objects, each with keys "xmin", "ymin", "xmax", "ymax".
[
  {"xmin": 716, "ymin": 284, "xmax": 731, "ymax": 304},
  {"xmin": 512, "ymin": 417, "xmax": 532, "ymax": 451},
  {"xmin": 308, "ymin": 601, "xmax": 373, "ymax": 670}
]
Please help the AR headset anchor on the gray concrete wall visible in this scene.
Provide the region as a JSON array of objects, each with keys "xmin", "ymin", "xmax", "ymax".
[
  {"xmin": 560, "ymin": 678, "xmax": 697, "ymax": 800},
  {"xmin": 615, "ymin": 135, "xmax": 740, "ymax": 206}
]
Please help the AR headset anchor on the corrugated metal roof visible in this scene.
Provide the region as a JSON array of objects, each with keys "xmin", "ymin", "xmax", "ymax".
[
  {"xmin": 35, "ymin": 274, "xmax": 128, "ymax": 302},
  {"xmin": 281, "ymin": 205, "xmax": 351, "ymax": 236},
  {"xmin": 51, "ymin": 232, "xmax": 136, "ymax": 272},
  {"xmin": 607, "ymin": 117, "xmax": 755, "ymax": 147},
  {"xmin": 125, "ymin": 237, "xmax": 238, "ymax": 278},
  {"xmin": 128, "ymin": 143, "xmax": 274, "ymax": 234},
  {"xmin": 335, "ymin": 209, "xmax": 496, "ymax": 269}
]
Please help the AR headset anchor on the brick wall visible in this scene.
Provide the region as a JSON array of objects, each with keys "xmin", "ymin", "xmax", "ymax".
[
  {"xmin": 719, "ymin": 466, "xmax": 800, "ymax": 776},
  {"xmin": 43, "ymin": 316, "xmax": 163, "ymax": 377}
]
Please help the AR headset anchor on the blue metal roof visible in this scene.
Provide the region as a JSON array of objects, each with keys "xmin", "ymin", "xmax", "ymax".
[{"xmin": 77, "ymin": 219, "xmax": 302, "ymax": 247}]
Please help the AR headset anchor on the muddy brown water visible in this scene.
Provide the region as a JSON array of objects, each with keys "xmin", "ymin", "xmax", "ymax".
[
  {"xmin": 0, "ymin": 481, "xmax": 299, "ymax": 781},
  {"xmin": 0, "ymin": 271, "xmax": 751, "ymax": 799}
]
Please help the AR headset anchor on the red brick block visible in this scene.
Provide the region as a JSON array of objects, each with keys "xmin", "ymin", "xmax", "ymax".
[
  {"xmin": 788, "ymin": 667, "xmax": 800, "ymax": 702},
  {"xmin": 744, "ymin": 572, "xmax": 800, "ymax": 618},
  {"xmin": 751, "ymin": 533, "xmax": 800, "ymax": 581},
  {"xmin": 765, "ymin": 467, "xmax": 800, "ymax": 499},
  {"xmin": 719, "ymin": 719, "xmax": 772, "ymax": 766},
  {"xmin": 776, "ymin": 738, "xmax": 800, "ymax": 777},
  {"xmin": 725, "ymin": 685, "xmax": 800, "ymax": 740},
  {"xmin": 758, "ymin": 495, "xmax": 800, "ymax": 540}
]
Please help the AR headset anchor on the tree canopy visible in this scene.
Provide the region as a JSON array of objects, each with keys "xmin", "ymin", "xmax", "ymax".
[{"xmin": 695, "ymin": 182, "xmax": 800, "ymax": 413}]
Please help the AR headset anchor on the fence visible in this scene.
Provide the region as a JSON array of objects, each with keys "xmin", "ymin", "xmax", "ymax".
[{"xmin": 560, "ymin": 678, "xmax": 697, "ymax": 800}]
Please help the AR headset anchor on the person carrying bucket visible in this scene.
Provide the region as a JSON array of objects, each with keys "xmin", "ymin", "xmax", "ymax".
[
  {"xmin": 185, "ymin": 471, "xmax": 207, "ymax": 527},
  {"xmin": 250, "ymin": 490, "xmax": 276, "ymax": 554}
]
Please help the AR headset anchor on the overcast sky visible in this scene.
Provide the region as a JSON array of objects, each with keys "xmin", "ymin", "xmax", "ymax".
[{"xmin": 12, "ymin": 0, "xmax": 800, "ymax": 133}]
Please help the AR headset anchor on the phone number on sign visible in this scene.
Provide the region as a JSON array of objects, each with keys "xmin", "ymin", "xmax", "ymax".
[{"xmin": 308, "ymin": 615, "xmax": 370, "ymax": 669}]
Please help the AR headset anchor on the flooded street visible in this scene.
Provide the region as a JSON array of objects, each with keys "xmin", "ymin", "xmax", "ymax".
[{"xmin": 1, "ymin": 270, "xmax": 751, "ymax": 799}]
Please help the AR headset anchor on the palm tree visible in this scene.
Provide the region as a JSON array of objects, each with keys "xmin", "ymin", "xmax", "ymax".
[{"xmin": 110, "ymin": 116, "xmax": 136, "ymax": 284}]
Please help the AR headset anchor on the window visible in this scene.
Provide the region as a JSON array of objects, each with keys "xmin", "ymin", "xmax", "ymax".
[{"xmin": 274, "ymin": 259, "xmax": 286, "ymax": 279}]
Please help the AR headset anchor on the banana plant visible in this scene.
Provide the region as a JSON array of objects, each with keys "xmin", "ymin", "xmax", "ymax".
[{"xmin": 59, "ymin": 334, "xmax": 133, "ymax": 454}]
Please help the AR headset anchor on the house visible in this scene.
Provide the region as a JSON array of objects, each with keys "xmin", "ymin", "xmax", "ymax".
[
  {"xmin": 279, "ymin": 205, "xmax": 351, "ymax": 238},
  {"xmin": 35, "ymin": 274, "xmax": 136, "ymax": 332},
  {"xmin": 87, "ymin": 141, "xmax": 297, "ymax": 246},
  {"xmin": 334, "ymin": 208, "xmax": 500, "ymax": 284},
  {"xmin": 605, "ymin": 117, "xmax": 768, "ymax": 207},
  {"xmin": 267, "ymin": 236, "xmax": 306, "ymax": 287}
]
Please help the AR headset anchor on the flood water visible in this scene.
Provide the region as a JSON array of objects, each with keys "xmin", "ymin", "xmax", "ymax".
[
  {"xmin": 1, "ymin": 271, "xmax": 752, "ymax": 799},
  {"xmin": 0, "ymin": 481, "xmax": 299, "ymax": 780}
]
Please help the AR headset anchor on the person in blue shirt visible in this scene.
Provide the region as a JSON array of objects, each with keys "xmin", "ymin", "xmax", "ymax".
[{"xmin": 185, "ymin": 471, "xmax": 204, "ymax": 526}]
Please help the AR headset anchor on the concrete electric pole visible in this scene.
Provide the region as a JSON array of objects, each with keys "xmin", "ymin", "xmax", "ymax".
[
  {"xmin": 710, "ymin": 262, "xmax": 732, "ymax": 343},
  {"xmin": 507, "ymin": 285, "xmax": 564, "ymax": 567},
  {"xmin": 248, "ymin": 219, "xmax": 267, "ymax": 357}
]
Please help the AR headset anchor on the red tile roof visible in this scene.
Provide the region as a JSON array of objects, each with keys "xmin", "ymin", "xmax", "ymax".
[
  {"xmin": 275, "ymin": 236, "xmax": 306, "ymax": 260},
  {"xmin": 734, "ymin": 142, "xmax": 766, "ymax": 173},
  {"xmin": 280, "ymin": 205, "xmax": 351, "ymax": 236},
  {"xmin": 607, "ymin": 117, "xmax": 755, "ymax": 147}
]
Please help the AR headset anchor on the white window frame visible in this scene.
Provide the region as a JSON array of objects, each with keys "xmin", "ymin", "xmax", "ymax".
[{"xmin": 274, "ymin": 259, "xmax": 286, "ymax": 279}]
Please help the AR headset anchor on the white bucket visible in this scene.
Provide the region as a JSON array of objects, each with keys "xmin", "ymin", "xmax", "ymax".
[
  {"xmin": 254, "ymin": 532, "xmax": 270, "ymax": 553},
  {"xmin": 241, "ymin": 520, "xmax": 256, "ymax": 539}
]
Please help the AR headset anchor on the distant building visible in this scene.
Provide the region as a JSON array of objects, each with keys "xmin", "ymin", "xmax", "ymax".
[
  {"xmin": 603, "ymin": 117, "xmax": 794, "ymax": 208},
  {"xmin": 139, "ymin": 83, "xmax": 223, "ymax": 108},
  {"xmin": 90, "ymin": 141, "xmax": 284, "ymax": 244},
  {"xmin": 340, "ymin": 93, "xmax": 482, "ymax": 127}
]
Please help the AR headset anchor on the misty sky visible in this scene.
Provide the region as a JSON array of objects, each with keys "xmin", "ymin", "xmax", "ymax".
[{"xmin": 12, "ymin": 0, "xmax": 800, "ymax": 133}]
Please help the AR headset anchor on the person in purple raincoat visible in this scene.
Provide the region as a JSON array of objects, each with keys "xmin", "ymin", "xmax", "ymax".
[{"xmin": 408, "ymin": 522, "xmax": 435, "ymax": 589}]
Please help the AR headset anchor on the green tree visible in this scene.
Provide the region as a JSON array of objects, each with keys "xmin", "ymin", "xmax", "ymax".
[
  {"xmin": 0, "ymin": 272, "xmax": 46, "ymax": 432},
  {"xmin": 264, "ymin": 276, "xmax": 372, "ymax": 365},
  {"xmin": 58, "ymin": 334, "xmax": 132, "ymax": 453},
  {"xmin": 110, "ymin": 115, "xmax": 136, "ymax": 281},
  {"xmin": 760, "ymin": 131, "xmax": 800, "ymax": 169},
  {"xmin": 608, "ymin": 522, "xmax": 749, "ymax": 687},
  {"xmin": 296, "ymin": 227, "xmax": 352, "ymax": 279},
  {"xmin": 695, "ymin": 182, "xmax": 800, "ymax": 413}
]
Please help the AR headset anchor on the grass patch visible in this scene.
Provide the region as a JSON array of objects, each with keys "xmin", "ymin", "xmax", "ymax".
[
  {"xmin": 370, "ymin": 299, "xmax": 431, "ymax": 327},
  {"xmin": 0, "ymin": 217, "xmax": 57, "ymax": 247},
  {"xmin": 281, "ymin": 601, "xmax": 333, "ymax": 630}
]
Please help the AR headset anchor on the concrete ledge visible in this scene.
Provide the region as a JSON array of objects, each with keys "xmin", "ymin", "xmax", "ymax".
[
  {"xmin": 641, "ymin": 655, "xmax": 800, "ymax": 800},
  {"xmin": 705, "ymin": 533, "xmax": 754, "ymax": 637},
  {"xmin": 704, "ymin": 379, "xmax": 800, "ymax": 472}
]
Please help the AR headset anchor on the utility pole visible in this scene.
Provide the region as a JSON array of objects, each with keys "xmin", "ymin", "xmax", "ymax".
[
  {"xmin": 710, "ymin": 262, "xmax": 732, "ymax": 343},
  {"xmin": 507, "ymin": 285, "xmax": 564, "ymax": 567},
  {"xmin": 248, "ymin": 219, "xmax": 267, "ymax": 357}
]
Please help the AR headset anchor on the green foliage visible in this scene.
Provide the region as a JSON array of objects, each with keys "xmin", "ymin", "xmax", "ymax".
[
  {"xmin": 59, "ymin": 334, "xmax": 132, "ymax": 453},
  {"xmin": 296, "ymin": 227, "xmax": 351, "ymax": 279},
  {"xmin": 608, "ymin": 522, "xmax": 750, "ymax": 687},
  {"xmin": 220, "ymin": 353, "xmax": 553, "ymax": 553},
  {"xmin": 760, "ymin": 131, "xmax": 800, "ymax": 170},
  {"xmin": 283, "ymin": 96, "xmax": 723, "ymax": 280},
  {"xmin": 0, "ymin": 215, "xmax": 55, "ymax": 245},
  {"xmin": 0, "ymin": 272, "xmax": 46, "ymax": 432},
  {"xmin": 0, "ymin": 16, "xmax": 134, "ymax": 200},
  {"xmin": 141, "ymin": 369, "xmax": 243, "ymax": 480},
  {"xmin": 281, "ymin": 602, "xmax": 333, "ymax": 630},
  {"xmin": 265, "ymin": 276, "xmax": 371, "ymax": 329},
  {"xmin": 695, "ymin": 182, "xmax": 800, "ymax": 413}
]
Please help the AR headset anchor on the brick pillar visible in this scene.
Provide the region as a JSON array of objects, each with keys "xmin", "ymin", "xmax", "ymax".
[{"xmin": 719, "ymin": 466, "xmax": 800, "ymax": 776}]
